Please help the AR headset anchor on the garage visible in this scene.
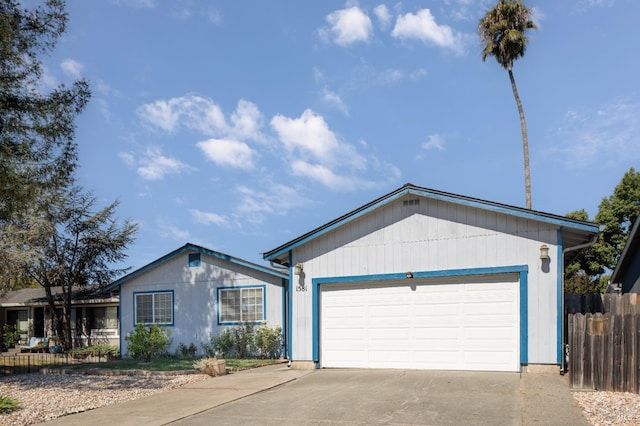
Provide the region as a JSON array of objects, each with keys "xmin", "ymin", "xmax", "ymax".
[{"xmin": 320, "ymin": 274, "xmax": 520, "ymax": 372}]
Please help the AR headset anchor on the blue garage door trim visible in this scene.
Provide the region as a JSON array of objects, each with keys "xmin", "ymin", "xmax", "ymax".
[{"xmin": 312, "ymin": 265, "xmax": 529, "ymax": 369}]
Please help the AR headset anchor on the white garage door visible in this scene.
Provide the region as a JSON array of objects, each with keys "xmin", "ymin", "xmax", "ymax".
[{"xmin": 320, "ymin": 274, "xmax": 520, "ymax": 372}]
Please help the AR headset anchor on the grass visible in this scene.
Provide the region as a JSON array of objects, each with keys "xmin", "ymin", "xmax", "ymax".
[{"xmin": 0, "ymin": 395, "xmax": 19, "ymax": 414}]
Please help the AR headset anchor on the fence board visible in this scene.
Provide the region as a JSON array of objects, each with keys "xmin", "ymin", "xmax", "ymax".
[{"xmin": 568, "ymin": 293, "xmax": 640, "ymax": 393}]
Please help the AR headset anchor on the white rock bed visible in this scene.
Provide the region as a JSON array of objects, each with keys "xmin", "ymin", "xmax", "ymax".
[
  {"xmin": 573, "ymin": 391, "xmax": 640, "ymax": 425},
  {"xmin": 0, "ymin": 372, "xmax": 208, "ymax": 425}
]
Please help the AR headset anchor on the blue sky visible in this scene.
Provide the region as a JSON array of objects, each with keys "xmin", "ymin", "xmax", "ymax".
[{"xmin": 41, "ymin": 0, "xmax": 639, "ymax": 270}]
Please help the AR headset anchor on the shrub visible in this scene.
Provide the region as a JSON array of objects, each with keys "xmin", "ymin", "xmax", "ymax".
[
  {"xmin": 125, "ymin": 324, "xmax": 171, "ymax": 362},
  {"xmin": 176, "ymin": 342, "xmax": 197, "ymax": 358},
  {"xmin": 202, "ymin": 324, "xmax": 282, "ymax": 359},
  {"xmin": 230, "ymin": 324, "xmax": 254, "ymax": 358},
  {"xmin": 68, "ymin": 343, "xmax": 119, "ymax": 358},
  {"xmin": 1, "ymin": 325, "xmax": 19, "ymax": 350},
  {"xmin": 254, "ymin": 326, "xmax": 282, "ymax": 359},
  {"xmin": 0, "ymin": 395, "xmax": 19, "ymax": 414}
]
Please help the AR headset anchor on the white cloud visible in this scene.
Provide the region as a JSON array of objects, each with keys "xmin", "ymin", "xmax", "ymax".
[
  {"xmin": 137, "ymin": 95, "xmax": 228, "ymax": 135},
  {"xmin": 422, "ymin": 134, "xmax": 446, "ymax": 151},
  {"xmin": 204, "ymin": 8, "xmax": 222, "ymax": 25},
  {"xmin": 109, "ymin": 0, "xmax": 156, "ymax": 8},
  {"xmin": 391, "ymin": 9, "xmax": 464, "ymax": 53},
  {"xmin": 321, "ymin": 88, "xmax": 349, "ymax": 116},
  {"xmin": 291, "ymin": 161, "xmax": 355, "ymax": 190},
  {"xmin": 196, "ymin": 138, "xmax": 256, "ymax": 169},
  {"xmin": 60, "ymin": 59, "xmax": 84, "ymax": 79},
  {"xmin": 548, "ymin": 101, "xmax": 640, "ymax": 168},
  {"xmin": 189, "ymin": 209, "xmax": 231, "ymax": 227},
  {"xmin": 271, "ymin": 109, "xmax": 342, "ymax": 163},
  {"xmin": 230, "ymin": 100, "xmax": 265, "ymax": 142},
  {"xmin": 271, "ymin": 109, "xmax": 400, "ymax": 189},
  {"xmin": 138, "ymin": 96, "xmax": 266, "ymax": 143},
  {"xmin": 373, "ymin": 4, "xmax": 392, "ymax": 30},
  {"xmin": 121, "ymin": 147, "xmax": 193, "ymax": 180},
  {"xmin": 319, "ymin": 6, "xmax": 373, "ymax": 46},
  {"xmin": 574, "ymin": 0, "xmax": 615, "ymax": 13},
  {"xmin": 158, "ymin": 222, "xmax": 192, "ymax": 242},
  {"xmin": 234, "ymin": 183, "xmax": 308, "ymax": 224}
]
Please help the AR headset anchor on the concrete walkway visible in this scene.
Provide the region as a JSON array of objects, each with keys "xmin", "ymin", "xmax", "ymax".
[
  {"xmin": 40, "ymin": 365, "xmax": 589, "ymax": 425},
  {"xmin": 40, "ymin": 364, "xmax": 313, "ymax": 426}
]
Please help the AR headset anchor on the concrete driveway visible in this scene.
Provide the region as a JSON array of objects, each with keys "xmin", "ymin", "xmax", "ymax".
[{"xmin": 172, "ymin": 368, "xmax": 588, "ymax": 426}]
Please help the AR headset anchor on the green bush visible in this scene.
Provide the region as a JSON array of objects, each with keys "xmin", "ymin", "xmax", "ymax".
[
  {"xmin": 255, "ymin": 325, "xmax": 282, "ymax": 359},
  {"xmin": 125, "ymin": 324, "xmax": 171, "ymax": 362},
  {"xmin": 0, "ymin": 395, "xmax": 19, "ymax": 414},
  {"xmin": 68, "ymin": 343, "xmax": 119, "ymax": 358},
  {"xmin": 202, "ymin": 324, "xmax": 282, "ymax": 358},
  {"xmin": 176, "ymin": 342, "xmax": 197, "ymax": 358},
  {"xmin": 1, "ymin": 325, "xmax": 20, "ymax": 350}
]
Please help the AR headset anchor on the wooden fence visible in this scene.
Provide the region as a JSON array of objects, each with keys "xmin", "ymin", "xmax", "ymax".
[{"xmin": 567, "ymin": 293, "xmax": 640, "ymax": 393}]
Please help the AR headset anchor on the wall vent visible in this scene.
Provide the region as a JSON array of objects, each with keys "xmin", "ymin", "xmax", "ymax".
[{"xmin": 403, "ymin": 199, "xmax": 420, "ymax": 207}]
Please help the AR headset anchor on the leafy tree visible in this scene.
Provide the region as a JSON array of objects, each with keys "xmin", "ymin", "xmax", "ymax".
[
  {"xmin": 564, "ymin": 168, "xmax": 640, "ymax": 293},
  {"xmin": 0, "ymin": 0, "xmax": 90, "ymax": 292},
  {"xmin": 20, "ymin": 187, "xmax": 137, "ymax": 349},
  {"xmin": 478, "ymin": 0, "xmax": 537, "ymax": 209}
]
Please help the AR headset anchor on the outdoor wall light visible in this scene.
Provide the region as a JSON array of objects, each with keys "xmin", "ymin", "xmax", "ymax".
[
  {"xmin": 539, "ymin": 244, "xmax": 550, "ymax": 260},
  {"xmin": 294, "ymin": 263, "xmax": 303, "ymax": 276},
  {"xmin": 406, "ymin": 271, "xmax": 414, "ymax": 279}
]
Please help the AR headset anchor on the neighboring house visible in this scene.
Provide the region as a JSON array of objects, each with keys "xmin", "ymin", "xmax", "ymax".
[
  {"xmin": 610, "ymin": 216, "xmax": 640, "ymax": 293},
  {"xmin": 105, "ymin": 243, "xmax": 288, "ymax": 356},
  {"xmin": 0, "ymin": 286, "xmax": 120, "ymax": 348},
  {"xmin": 263, "ymin": 183, "xmax": 600, "ymax": 372}
]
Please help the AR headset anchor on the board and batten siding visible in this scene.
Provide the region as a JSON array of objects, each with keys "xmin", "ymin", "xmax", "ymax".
[
  {"xmin": 119, "ymin": 251, "xmax": 284, "ymax": 354},
  {"xmin": 289, "ymin": 197, "xmax": 559, "ymax": 365}
]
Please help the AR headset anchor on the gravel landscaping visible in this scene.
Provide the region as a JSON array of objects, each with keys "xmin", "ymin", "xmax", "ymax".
[
  {"xmin": 573, "ymin": 391, "xmax": 640, "ymax": 426},
  {"xmin": 0, "ymin": 372, "xmax": 208, "ymax": 425}
]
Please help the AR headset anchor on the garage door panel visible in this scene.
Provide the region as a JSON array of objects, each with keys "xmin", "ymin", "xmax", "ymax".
[{"xmin": 321, "ymin": 275, "xmax": 520, "ymax": 372}]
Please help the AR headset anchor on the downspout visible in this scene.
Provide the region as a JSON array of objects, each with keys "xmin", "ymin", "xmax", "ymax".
[{"xmin": 559, "ymin": 228, "xmax": 601, "ymax": 375}]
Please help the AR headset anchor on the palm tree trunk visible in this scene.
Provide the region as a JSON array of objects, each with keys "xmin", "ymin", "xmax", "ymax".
[{"xmin": 508, "ymin": 68, "xmax": 532, "ymax": 209}]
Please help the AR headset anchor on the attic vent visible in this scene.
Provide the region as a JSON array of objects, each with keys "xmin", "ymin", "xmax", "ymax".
[{"xmin": 403, "ymin": 199, "xmax": 420, "ymax": 207}]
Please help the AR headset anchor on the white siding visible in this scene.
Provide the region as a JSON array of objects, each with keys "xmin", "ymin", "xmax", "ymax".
[
  {"xmin": 290, "ymin": 196, "xmax": 559, "ymax": 364},
  {"xmin": 119, "ymin": 251, "xmax": 284, "ymax": 355}
]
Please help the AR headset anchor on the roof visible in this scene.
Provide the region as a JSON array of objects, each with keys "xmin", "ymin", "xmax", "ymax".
[
  {"xmin": 0, "ymin": 286, "xmax": 118, "ymax": 307},
  {"xmin": 105, "ymin": 243, "xmax": 288, "ymax": 291},
  {"xmin": 263, "ymin": 183, "xmax": 601, "ymax": 264},
  {"xmin": 610, "ymin": 216, "xmax": 640, "ymax": 284}
]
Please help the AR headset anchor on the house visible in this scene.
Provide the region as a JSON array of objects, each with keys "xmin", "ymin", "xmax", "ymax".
[
  {"xmin": 0, "ymin": 286, "xmax": 119, "ymax": 348},
  {"xmin": 104, "ymin": 243, "xmax": 288, "ymax": 356},
  {"xmin": 263, "ymin": 183, "xmax": 600, "ymax": 372},
  {"xmin": 610, "ymin": 216, "xmax": 640, "ymax": 293}
]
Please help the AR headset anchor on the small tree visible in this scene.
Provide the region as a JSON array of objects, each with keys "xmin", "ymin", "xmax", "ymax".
[{"xmin": 125, "ymin": 324, "xmax": 171, "ymax": 362}]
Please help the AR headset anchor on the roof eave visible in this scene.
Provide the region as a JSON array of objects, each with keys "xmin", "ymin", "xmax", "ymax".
[{"xmin": 263, "ymin": 183, "xmax": 600, "ymax": 261}]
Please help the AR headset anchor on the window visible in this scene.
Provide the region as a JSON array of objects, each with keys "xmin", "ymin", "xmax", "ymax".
[
  {"xmin": 188, "ymin": 253, "xmax": 201, "ymax": 267},
  {"xmin": 134, "ymin": 291, "xmax": 173, "ymax": 325},
  {"xmin": 90, "ymin": 307, "xmax": 118, "ymax": 329},
  {"xmin": 218, "ymin": 287, "xmax": 264, "ymax": 324}
]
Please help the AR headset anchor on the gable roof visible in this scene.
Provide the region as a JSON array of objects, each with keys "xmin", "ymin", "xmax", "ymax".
[
  {"xmin": 610, "ymin": 216, "xmax": 640, "ymax": 285},
  {"xmin": 105, "ymin": 243, "xmax": 288, "ymax": 291},
  {"xmin": 263, "ymin": 183, "xmax": 601, "ymax": 264},
  {"xmin": 0, "ymin": 286, "xmax": 118, "ymax": 307}
]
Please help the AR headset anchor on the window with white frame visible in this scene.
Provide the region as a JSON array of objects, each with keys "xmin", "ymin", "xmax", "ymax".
[
  {"xmin": 135, "ymin": 292, "xmax": 173, "ymax": 325},
  {"xmin": 219, "ymin": 287, "xmax": 264, "ymax": 323}
]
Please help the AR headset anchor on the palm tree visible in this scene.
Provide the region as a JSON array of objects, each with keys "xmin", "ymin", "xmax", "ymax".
[{"xmin": 479, "ymin": 0, "xmax": 537, "ymax": 209}]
